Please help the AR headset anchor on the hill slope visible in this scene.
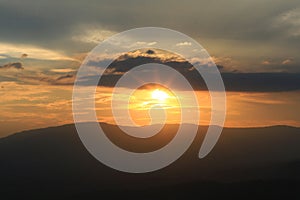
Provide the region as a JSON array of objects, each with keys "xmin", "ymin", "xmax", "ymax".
[{"xmin": 0, "ymin": 124, "xmax": 300, "ymax": 199}]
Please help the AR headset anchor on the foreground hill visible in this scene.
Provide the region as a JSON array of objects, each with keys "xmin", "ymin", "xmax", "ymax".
[{"xmin": 0, "ymin": 123, "xmax": 300, "ymax": 199}]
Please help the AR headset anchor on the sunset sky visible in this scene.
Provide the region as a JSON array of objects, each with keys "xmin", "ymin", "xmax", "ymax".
[{"xmin": 1, "ymin": 0, "xmax": 300, "ymax": 137}]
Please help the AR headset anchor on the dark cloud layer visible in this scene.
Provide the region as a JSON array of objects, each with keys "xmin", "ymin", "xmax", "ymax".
[
  {"xmin": 0, "ymin": 62, "xmax": 23, "ymax": 70},
  {"xmin": 80, "ymin": 53, "xmax": 300, "ymax": 92},
  {"xmin": 19, "ymin": 73, "xmax": 75, "ymax": 85},
  {"xmin": 1, "ymin": 0, "xmax": 300, "ymax": 87},
  {"xmin": 0, "ymin": 0, "xmax": 299, "ymax": 53},
  {"xmin": 222, "ymin": 73, "xmax": 300, "ymax": 92},
  {"xmin": 77, "ymin": 72, "xmax": 300, "ymax": 92}
]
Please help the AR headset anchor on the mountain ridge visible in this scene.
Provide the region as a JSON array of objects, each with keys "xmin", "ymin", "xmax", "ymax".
[{"xmin": 1, "ymin": 123, "xmax": 300, "ymax": 199}]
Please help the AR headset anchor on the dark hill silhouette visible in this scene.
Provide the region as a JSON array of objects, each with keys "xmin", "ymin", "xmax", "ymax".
[{"xmin": 0, "ymin": 123, "xmax": 300, "ymax": 199}]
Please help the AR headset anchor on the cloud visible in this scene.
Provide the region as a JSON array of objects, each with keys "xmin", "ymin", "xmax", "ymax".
[
  {"xmin": 1, "ymin": 49, "xmax": 298, "ymax": 92},
  {"xmin": 145, "ymin": 49, "xmax": 155, "ymax": 54},
  {"xmin": 21, "ymin": 53, "xmax": 28, "ymax": 58},
  {"xmin": 18, "ymin": 73, "xmax": 75, "ymax": 86},
  {"xmin": 235, "ymin": 93, "xmax": 285, "ymax": 105},
  {"xmin": 211, "ymin": 56, "xmax": 238, "ymax": 72},
  {"xmin": 79, "ymin": 51, "xmax": 300, "ymax": 92},
  {"xmin": 273, "ymin": 8, "xmax": 300, "ymax": 37},
  {"xmin": 261, "ymin": 58, "xmax": 297, "ymax": 68},
  {"xmin": 222, "ymin": 73, "xmax": 300, "ymax": 92},
  {"xmin": 0, "ymin": 81, "xmax": 73, "ymax": 136},
  {"xmin": 128, "ymin": 42, "xmax": 157, "ymax": 48},
  {"xmin": 56, "ymin": 74, "xmax": 74, "ymax": 81},
  {"xmin": 0, "ymin": 43, "xmax": 77, "ymax": 61},
  {"xmin": 72, "ymin": 25, "xmax": 116, "ymax": 44},
  {"xmin": 0, "ymin": 0, "xmax": 298, "ymax": 50},
  {"xmin": 282, "ymin": 58, "xmax": 293, "ymax": 65},
  {"xmin": 176, "ymin": 42, "xmax": 192, "ymax": 46},
  {"xmin": 85, "ymin": 49, "xmax": 196, "ymax": 77},
  {"xmin": 0, "ymin": 55, "xmax": 7, "ymax": 59},
  {"xmin": 0, "ymin": 0, "xmax": 299, "ymax": 74},
  {"xmin": 136, "ymin": 41, "xmax": 157, "ymax": 46},
  {"xmin": 0, "ymin": 62, "xmax": 23, "ymax": 70},
  {"xmin": 50, "ymin": 68, "xmax": 76, "ymax": 73},
  {"xmin": 262, "ymin": 60, "xmax": 272, "ymax": 65}
]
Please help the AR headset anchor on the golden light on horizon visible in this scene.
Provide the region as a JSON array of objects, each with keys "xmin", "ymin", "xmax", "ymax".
[
  {"xmin": 127, "ymin": 85, "xmax": 181, "ymax": 126},
  {"xmin": 94, "ymin": 85, "xmax": 211, "ymax": 127}
]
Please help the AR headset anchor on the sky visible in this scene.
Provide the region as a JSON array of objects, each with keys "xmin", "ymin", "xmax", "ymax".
[{"xmin": 0, "ymin": 0, "xmax": 300, "ymax": 137}]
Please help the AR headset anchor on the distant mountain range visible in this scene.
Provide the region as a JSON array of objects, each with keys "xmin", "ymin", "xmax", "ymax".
[{"xmin": 0, "ymin": 123, "xmax": 299, "ymax": 199}]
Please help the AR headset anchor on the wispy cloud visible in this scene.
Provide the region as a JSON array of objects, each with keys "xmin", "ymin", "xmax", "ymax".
[
  {"xmin": 176, "ymin": 42, "xmax": 192, "ymax": 46},
  {"xmin": 72, "ymin": 25, "xmax": 116, "ymax": 44},
  {"xmin": 261, "ymin": 60, "xmax": 272, "ymax": 65},
  {"xmin": 19, "ymin": 74, "xmax": 75, "ymax": 85},
  {"xmin": 126, "ymin": 41, "xmax": 158, "ymax": 48},
  {"xmin": 282, "ymin": 58, "xmax": 293, "ymax": 65},
  {"xmin": 0, "ymin": 81, "xmax": 73, "ymax": 136},
  {"xmin": 273, "ymin": 8, "xmax": 300, "ymax": 37},
  {"xmin": 0, "ymin": 43, "xmax": 77, "ymax": 61},
  {"xmin": 50, "ymin": 68, "xmax": 76, "ymax": 73}
]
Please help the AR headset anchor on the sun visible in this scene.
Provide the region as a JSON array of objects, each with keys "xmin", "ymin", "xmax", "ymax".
[
  {"xmin": 123, "ymin": 85, "xmax": 181, "ymax": 126},
  {"xmin": 151, "ymin": 89, "xmax": 169, "ymax": 101}
]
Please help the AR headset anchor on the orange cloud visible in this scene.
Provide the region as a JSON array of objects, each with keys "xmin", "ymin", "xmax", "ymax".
[
  {"xmin": 282, "ymin": 58, "xmax": 293, "ymax": 65},
  {"xmin": 262, "ymin": 60, "xmax": 272, "ymax": 65}
]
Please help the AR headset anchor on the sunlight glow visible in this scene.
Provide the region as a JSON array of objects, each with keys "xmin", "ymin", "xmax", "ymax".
[{"xmin": 151, "ymin": 89, "xmax": 169, "ymax": 101}]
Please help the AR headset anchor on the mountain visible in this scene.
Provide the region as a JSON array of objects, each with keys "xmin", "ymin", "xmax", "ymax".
[{"xmin": 0, "ymin": 123, "xmax": 300, "ymax": 199}]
